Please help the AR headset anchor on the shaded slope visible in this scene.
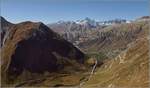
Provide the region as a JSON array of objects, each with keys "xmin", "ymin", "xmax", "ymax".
[{"xmin": 1, "ymin": 21, "xmax": 85, "ymax": 86}]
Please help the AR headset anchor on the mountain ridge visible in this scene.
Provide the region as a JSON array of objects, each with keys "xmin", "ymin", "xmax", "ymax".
[{"xmin": 1, "ymin": 19, "xmax": 85, "ymax": 87}]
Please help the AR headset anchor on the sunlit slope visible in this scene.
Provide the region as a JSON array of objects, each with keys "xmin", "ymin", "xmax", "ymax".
[
  {"xmin": 83, "ymin": 37, "xmax": 149, "ymax": 88},
  {"xmin": 79, "ymin": 21, "xmax": 149, "ymax": 58}
]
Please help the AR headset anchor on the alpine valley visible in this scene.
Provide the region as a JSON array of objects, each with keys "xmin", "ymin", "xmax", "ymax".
[{"xmin": 1, "ymin": 16, "xmax": 150, "ymax": 87}]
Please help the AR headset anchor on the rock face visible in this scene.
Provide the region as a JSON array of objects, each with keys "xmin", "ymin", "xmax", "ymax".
[
  {"xmin": 1, "ymin": 21, "xmax": 84, "ymax": 86},
  {"xmin": 48, "ymin": 18, "xmax": 128, "ymax": 44},
  {"xmin": 48, "ymin": 19, "xmax": 107, "ymax": 44}
]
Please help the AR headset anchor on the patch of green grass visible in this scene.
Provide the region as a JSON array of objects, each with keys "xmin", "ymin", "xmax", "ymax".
[{"xmin": 85, "ymin": 52, "xmax": 108, "ymax": 62}]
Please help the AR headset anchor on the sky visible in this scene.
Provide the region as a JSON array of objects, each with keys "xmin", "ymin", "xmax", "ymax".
[{"xmin": 1, "ymin": 0, "xmax": 149, "ymax": 24}]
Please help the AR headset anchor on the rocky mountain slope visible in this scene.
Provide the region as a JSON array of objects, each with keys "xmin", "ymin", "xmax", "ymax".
[
  {"xmin": 82, "ymin": 36, "xmax": 150, "ymax": 88},
  {"xmin": 48, "ymin": 18, "xmax": 127, "ymax": 44},
  {"xmin": 1, "ymin": 20, "xmax": 85, "ymax": 87},
  {"xmin": 78, "ymin": 19, "xmax": 149, "ymax": 58},
  {"xmin": 81, "ymin": 16, "xmax": 150, "ymax": 88},
  {"xmin": 48, "ymin": 20, "xmax": 101, "ymax": 43}
]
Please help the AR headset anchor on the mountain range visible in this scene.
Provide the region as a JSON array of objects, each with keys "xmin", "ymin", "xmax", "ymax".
[
  {"xmin": 0, "ymin": 16, "xmax": 149, "ymax": 87},
  {"xmin": 48, "ymin": 17, "xmax": 129, "ymax": 44}
]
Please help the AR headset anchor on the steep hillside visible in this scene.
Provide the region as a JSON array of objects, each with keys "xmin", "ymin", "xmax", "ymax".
[
  {"xmin": 82, "ymin": 36, "xmax": 150, "ymax": 88},
  {"xmin": 1, "ymin": 21, "xmax": 85, "ymax": 87},
  {"xmin": 79, "ymin": 20, "xmax": 149, "ymax": 58},
  {"xmin": 0, "ymin": 16, "xmax": 14, "ymax": 46}
]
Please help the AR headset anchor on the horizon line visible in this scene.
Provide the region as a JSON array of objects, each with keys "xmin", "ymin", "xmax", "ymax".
[{"xmin": 1, "ymin": 15, "xmax": 147, "ymax": 24}]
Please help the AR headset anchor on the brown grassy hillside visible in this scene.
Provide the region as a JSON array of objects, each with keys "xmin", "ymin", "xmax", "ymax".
[
  {"xmin": 82, "ymin": 36, "xmax": 150, "ymax": 88},
  {"xmin": 1, "ymin": 21, "xmax": 85, "ymax": 87}
]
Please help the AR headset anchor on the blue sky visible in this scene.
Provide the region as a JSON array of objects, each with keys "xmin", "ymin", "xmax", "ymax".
[{"xmin": 1, "ymin": 0, "xmax": 149, "ymax": 24}]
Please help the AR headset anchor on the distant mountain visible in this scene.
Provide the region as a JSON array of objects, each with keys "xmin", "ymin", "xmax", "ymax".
[
  {"xmin": 1, "ymin": 20, "xmax": 85, "ymax": 87},
  {"xmin": 48, "ymin": 18, "xmax": 128, "ymax": 44},
  {"xmin": 76, "ymin": 17, "xmax": 98, "ymax": 27},
  {"xmin": 76, "ymin": 17, "xmax": 127, "ymax": 26},
  {"xmin": 48, "ymin": 20, "xmax": 96, "ymax": 43},
  {"xmin": 78, "ymin": 19, "xmax": 149, "ymax": 58},
  {"xmin": 98, "ymin": 19, "xmax": 127, "ymax": 25},
  {"xmin": 135, "ymin": 16, "xmax": 150, "ymax": 22}
]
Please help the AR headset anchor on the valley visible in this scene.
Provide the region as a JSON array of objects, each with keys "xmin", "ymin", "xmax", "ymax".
[{"xmin": 0, "ymin": 16, "xmax": 150, "ymax": 87}]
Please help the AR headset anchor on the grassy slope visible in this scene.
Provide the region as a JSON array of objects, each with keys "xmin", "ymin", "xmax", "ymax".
[{"xmin": 82, "ymin": 37, "xmax": 149, "ymax": 88}]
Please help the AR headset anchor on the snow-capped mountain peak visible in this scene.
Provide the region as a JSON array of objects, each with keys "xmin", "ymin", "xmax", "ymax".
[{"xmin": 76, "ymin": 17, "xmax": 97, "ymax": 27}]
